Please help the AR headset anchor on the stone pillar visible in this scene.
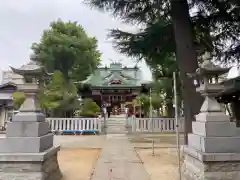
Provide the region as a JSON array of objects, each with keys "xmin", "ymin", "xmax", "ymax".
[
  {"xmin": 100, "ymin": 116, "xmax": 108, "ymax": 134},
  {"xmin": 125, "ymin": 116, "xmax": 132, "ymax": 134},
  {"xmin": 0, "ymin": 91, "xmax": 62, "ymax": 179},
  {"xmin": 182, "ymin": 94, "xmax": 240, "ymax": 179}
]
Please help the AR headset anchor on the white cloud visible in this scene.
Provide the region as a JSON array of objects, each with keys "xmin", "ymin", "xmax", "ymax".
[{"xmin": 0, "ymin": 0, "xmax": 152, "ymax": 80}]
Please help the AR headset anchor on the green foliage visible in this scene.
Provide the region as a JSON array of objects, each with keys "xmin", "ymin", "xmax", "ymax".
[
  {"xmin": 79, "ymin": 98, "xmax": 100, "ymax": 117},
  {"xmin": 87, "ymin": 0, "xmax": 240, "ymax": 61},
  {"xmin": 39, "ymin": 71, "xmax": 79, "ymax": 112},
  {"xmin": 134, "ymin": 93, "xmax": 164, "ymax": 114},
  {"xmin": 135, "ymin": 94, "xmax": 149, "ymax": 107},
  {"xmin": 30, "ymin": 19, "xmax": 102, "ymax": 117},
  {"xmin": 12, "ymin": 92, "xmax": 26, "ymax": 109},
  {"xmin": 31, "ymin": 19, "xmax": 101, "ymax": 81},
  {"xmin": 151, "ymin": 93, "xmax": 164, "ymax": 110}
]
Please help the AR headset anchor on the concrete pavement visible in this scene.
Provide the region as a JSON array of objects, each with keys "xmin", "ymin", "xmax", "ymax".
[{"xmin": 91, "ymin": 134, "xmax": 150, "ymax": 180}]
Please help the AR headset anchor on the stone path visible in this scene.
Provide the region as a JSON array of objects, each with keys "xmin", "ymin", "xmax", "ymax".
[
  {"xmin": 91, "ymin": 134, "xmax": 151, "ymax": 180},
  {"xmin": 107, "ymin": 115, "xmax": 127, "ymax": 134}
]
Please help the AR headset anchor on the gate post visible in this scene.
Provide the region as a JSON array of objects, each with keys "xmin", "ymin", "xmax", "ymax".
[
  {"xmin": 100, "ymin": 115, "xmax": 108, "ymax": 134},
  {"xmin": 125, "ymin": 116, "xmax": 132, "ymax": 134},
  {"xmin": 131, "ymin": 116, "xmax": 137, "ymax": 133}
]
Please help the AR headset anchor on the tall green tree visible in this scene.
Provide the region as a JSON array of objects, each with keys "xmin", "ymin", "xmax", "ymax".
[
  {"xmin": 85, "ymin": 0, "xmax": 203, "ymax": 141},
  {"xmin": 85, "ymin": 0, "xmax": 240, "ymax": 143},
  {"xmin": 31, "ymin": 19, "xmax": 101, "ymax": 81},
  {"xmin": 39, "ymin": 71, "xmax": 79, "ymax": 117}
]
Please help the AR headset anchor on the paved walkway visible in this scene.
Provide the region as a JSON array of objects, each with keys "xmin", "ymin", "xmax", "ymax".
[{"xmin": 91, "ymin": 134, "xmax": 151, "ymax": 180}]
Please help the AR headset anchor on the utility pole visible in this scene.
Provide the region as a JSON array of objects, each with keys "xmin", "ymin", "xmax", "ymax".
[
  {"xmin": 173, "ymin": 72, "xmax": 182, "ymax": 180},
  {"xmin": 149, "ymin": 87, "xmax": 155, "ymax": 156}
]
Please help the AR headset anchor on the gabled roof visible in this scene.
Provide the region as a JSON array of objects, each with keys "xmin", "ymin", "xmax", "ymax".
[
  {"xmin": 0, "ymin": 82, "xmax": 17, "ymax": 91},
  {"xmin": 82, "ymin": 63, "xmax": 147, "ymax": 87},
  {"xmin": 0, "ymin": 82, "xmax": 17, "ymax": 101}
]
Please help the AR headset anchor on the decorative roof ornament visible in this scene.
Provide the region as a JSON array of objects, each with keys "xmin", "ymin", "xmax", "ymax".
[
  {"xmin": 110, "ymin": 62, "xmax": 122, "ymax": 70},
  {"xmin": 9, "ymin": 61, "xmax": 48, "ymax": 113}
]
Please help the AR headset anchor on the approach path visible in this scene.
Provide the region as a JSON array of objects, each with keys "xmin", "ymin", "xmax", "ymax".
[{"xmin": 91, "ymin": 133, "xmax": 150, "ymax": 180}]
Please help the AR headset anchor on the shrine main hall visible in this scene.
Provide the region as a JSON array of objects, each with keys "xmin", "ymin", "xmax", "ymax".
[{"xmin": 78, "ymin": 62, "xmax": 150, "ymax": 113}]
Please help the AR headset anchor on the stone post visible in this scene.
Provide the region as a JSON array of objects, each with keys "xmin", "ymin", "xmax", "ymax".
[
  {"xmin": 183, "ymin": 53, "xmax": 240, "ymax": 180},
  {"xmin": 100, "ymin": 115, "xmax": 108, "ymax": 134},
  {"xmin": 125, "ymin": 116, "xmax": 133, "ymax": 134},
  {"xmin": 0, "ymin": 62, "xmax": 62, "ymax": 180}
]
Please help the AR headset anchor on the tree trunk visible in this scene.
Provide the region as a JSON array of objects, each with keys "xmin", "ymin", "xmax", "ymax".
[
  {"xmin": 170, "ymin": 0, "xmax": 204, "ymax": 144},
  {"xmin": 166, "ymin": 87, "xmax": 174, "ymax": 118},
  {"xmin": 166, "ymin": 101, "xmax": 174, "ymax": 117}
]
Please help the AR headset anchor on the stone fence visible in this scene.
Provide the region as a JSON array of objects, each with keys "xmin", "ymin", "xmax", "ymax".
[
  {"xmin": 47, "ymin": 118, "xmax": 102, "ymax": 133},
  {"xmin": 127, "ymin": 117, "xmax": 184, "ymax": 133},
  {"xmin": 44, "ymin": 117, "xmax": 184, "ymax": 134}
]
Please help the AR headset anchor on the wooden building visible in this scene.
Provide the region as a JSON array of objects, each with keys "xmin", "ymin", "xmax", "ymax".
[{"xmin": 79, "ymin": 63, "xmax": 150, "ymax": 114}]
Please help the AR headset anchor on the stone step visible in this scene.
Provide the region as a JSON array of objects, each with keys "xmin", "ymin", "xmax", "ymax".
[
  {"xmin": 107, "ymin": 132, "xmax": 128, "ymax": 134},
  {"xmin": 108, "ymin": 123, "xmax": 125, "ymax": 126},
  {"xmin": 107, "ymin": 129, "xmax": 128, "ymax": 132},
  {"xmin": 108, "ymin": 120, "xmax": 125, "ymax": 121},
  {"xmin": 108, "ymin": 124, "xmax": 125, "ymax": 127},
  {"xmin": 108, "ymin": 128, "xmax": 126, "ymax": 131},
  {"xmin": 106, "ymin": 117, "xmax": 128, "ymax": 134},
  {"xmin": 107, "ymin": 121, "xmax": 126, "ymax": 123},
  {"xmin": 108, "ymin": 127, "xmax": 126, "ymax": 130},
  {"xmin": 107, "ymin": 120, "xmax": 126, "ymax": 122}
]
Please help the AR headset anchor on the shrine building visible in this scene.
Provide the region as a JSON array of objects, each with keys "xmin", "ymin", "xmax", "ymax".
[{"xmin": 78, "ymin": 63, "xmax": 150, "ymax": 112}]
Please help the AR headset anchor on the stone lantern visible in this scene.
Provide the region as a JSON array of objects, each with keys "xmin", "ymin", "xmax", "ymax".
[
  {"xmin": 0, "ymin": 61, "xmax": 62, "ymax": 180},
  {"xmin": 188, "ymin": 52, "xmax": 230, "ymax": 115},
  {"xmin": 10, "ymin": 61, "xmax": 48, "ymax": 114},
  {"xmin": 183, "ymin": 52, "xmax": 240, "ymax": 180}
]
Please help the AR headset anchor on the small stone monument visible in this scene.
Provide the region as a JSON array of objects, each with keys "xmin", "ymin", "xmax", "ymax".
[
  {"xmin": 0, "ymin": 61, "xmax": 62, "ymax": 180},
  {"xmin": 183, "ymin": 52, "xmax": 240, "ymax": 179}
]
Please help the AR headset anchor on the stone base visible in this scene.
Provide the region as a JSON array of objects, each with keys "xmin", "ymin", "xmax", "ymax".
[
  {"xmin": 183, "ymin": 146, "xmax": 240, "ymax": 180},
  {"xmin": 188, "ymin": 133, "xmax": 240, "ymax": 153},
  {"xmin": 192, "ymin": 121, "xmax": 236, "ymax": 137},
  {"xmin": 12, "ymin": 111, "xmax": 45, "ymax": 122},
  {"xmin": 0, "ymin": 146, "xmax": 62, "ymax": 180},
  {"xmin": 0, "ymin": 133, "xmax": 54, "ymax": 153},
  {"xmin": 6, "ymin": 121, "xmax": 50, "ymax": 137}
]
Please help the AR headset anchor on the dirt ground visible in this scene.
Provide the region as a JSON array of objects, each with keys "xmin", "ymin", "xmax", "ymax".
[
  {"xmin": 129, "ymin": 134, "xmax": 183, "ymax": 180},
  {"xmin": 58, "ymin": 148, "xmax": 100, "ymax": 180},
  {"xmin": 136, "ymin": 148, "xmax": 182, "ymax": 180}
]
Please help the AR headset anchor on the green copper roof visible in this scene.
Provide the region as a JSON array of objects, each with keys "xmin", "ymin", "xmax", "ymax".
[{"xmin": 82, "ymin": 63, "xmax": 147, "ymax": 87}]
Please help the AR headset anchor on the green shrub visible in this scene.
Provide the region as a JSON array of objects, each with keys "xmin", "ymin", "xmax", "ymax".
[{"xmin": 79, "ymin": 98, "xmax": 100, "ymax": 117}]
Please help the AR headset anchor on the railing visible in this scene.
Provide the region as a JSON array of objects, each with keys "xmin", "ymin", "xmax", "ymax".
[
  {"xmin": 128, "ymin": 117, "xmax": 184, "ymax": 133},
  {"xmin": 46, "ymin": 118, "xmax": 102, "ymax": 132}
]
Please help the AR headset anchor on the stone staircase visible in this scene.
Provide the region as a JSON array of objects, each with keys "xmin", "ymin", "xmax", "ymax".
[{"xmin": 107, "ymin": 115, "xmax": 128, "ymax": 134}]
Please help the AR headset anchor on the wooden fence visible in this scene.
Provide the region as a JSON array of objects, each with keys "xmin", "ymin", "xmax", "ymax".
[
  {"xmin": 46, "ymin": 118, "xmax": 101, "ymax": 132},
  {"xmin": 129, "ymin": 117, "xmax": 184, "ymax": 133}
]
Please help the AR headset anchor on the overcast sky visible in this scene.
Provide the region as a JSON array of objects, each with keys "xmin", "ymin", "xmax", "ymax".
[{"xmin": 0, "ymin": 0, "xmax": 152, "ymax": 81}]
